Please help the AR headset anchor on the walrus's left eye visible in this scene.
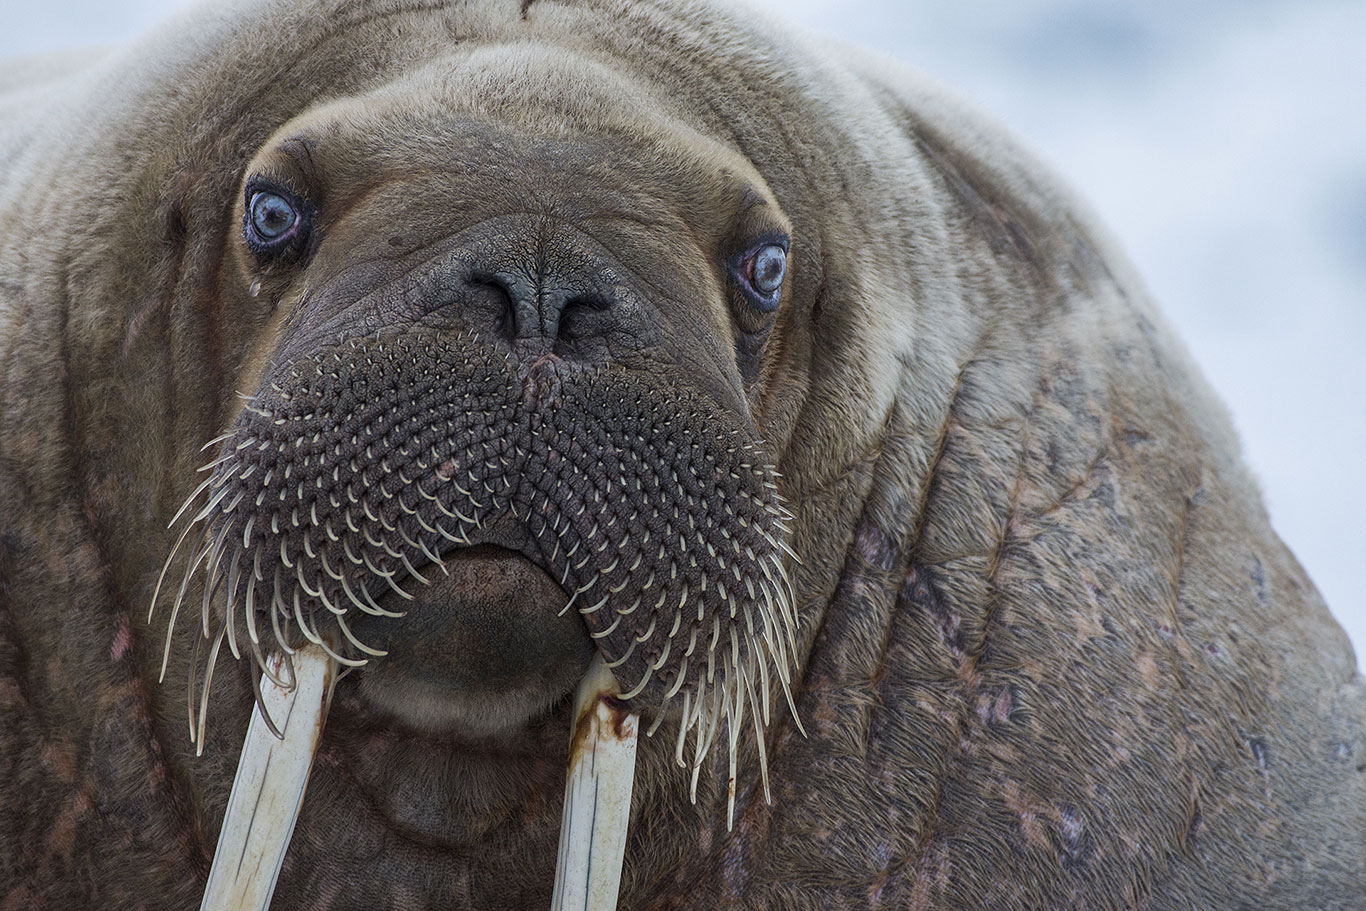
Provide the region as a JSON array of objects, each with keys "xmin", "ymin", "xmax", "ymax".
[{"xmin": 733, "ymin": 239, "xmax": 789, "ymax": 312}]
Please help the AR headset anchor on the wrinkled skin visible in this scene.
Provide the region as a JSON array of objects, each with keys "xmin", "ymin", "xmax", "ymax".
[{"xmin": 1, "ymin": 1, "xmax": 1363, "ymax": 909}]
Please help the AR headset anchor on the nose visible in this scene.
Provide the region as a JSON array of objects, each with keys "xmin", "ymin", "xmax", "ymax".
[
  {"xmin": 468, "ymin": 266, "xmax": 615, "ymax": 349},
  {"xmin": 448, "ymin": 221, "xmax": 631, "ymax": 360}
]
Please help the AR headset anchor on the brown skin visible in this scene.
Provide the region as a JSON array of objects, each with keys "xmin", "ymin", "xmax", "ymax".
[{"xmin": 1, "ymin": 1, "xmax": 1363, "ymax": 909}]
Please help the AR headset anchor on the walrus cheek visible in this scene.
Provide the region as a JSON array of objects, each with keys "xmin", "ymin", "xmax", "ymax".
[{"xmin": 351, "ymin": 546, "xmax": 594, "ymax": 735}]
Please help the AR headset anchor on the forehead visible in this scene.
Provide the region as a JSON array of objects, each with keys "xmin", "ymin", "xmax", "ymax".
[{"xmin": 248, "ymin": 42, "xmax": 775, "ymax": 234}]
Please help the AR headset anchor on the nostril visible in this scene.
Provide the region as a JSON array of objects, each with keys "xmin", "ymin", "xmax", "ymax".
[
  {"xmin": 466, "ymin": 271, "xmax": 517, "ymax": 339},
  {"xmin": 564, "ymin": 292, "xmax": 612, "ymax": 312},
  {"xmin": 557, "ymin": 292, "xmax": 612, "ymax": 340}
]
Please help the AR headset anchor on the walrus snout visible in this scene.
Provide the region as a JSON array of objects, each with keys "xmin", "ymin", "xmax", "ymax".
[
  {"xmin": 352, "ymin": 544, "xmax": 595, "ymax": 735},
  {"xmin": 155, "ymin": 326, "xmax": 800, "ymax": 801}
]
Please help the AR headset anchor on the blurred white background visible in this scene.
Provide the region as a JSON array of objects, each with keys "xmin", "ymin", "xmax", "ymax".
[{"xmin": 3, "ymin": 0, "xmax": 1362, "ymax": 659}]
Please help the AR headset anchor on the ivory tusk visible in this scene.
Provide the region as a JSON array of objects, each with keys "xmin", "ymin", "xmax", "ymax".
[
  {"xmin": 550, "ymin": 653, "xmax": 640, "ymax": 911},
  {"xmin": 200, "ymin": 644, "xmax": 336, "ymax": 911}
]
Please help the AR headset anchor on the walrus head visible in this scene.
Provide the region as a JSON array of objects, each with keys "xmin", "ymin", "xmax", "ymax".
[{"xmin": 149, "ymin": 49, "xmax": 800, "ymax": 904}]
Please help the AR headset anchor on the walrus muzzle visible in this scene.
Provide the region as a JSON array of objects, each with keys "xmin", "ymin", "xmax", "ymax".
[{"xmin": 153, "ymin": 218, "xmax": 800, "ymax": 907}]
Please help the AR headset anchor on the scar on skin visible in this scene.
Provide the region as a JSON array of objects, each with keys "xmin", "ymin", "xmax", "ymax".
[
  {"xmin": 976, "ymin": 686, "xmax": 1014, "ymax": 725},
  {"xmin": 111, "ymin": 616, "xmax": 132, "ymax": 661}
]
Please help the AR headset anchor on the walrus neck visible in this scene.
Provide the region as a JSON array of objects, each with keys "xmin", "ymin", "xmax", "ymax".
[
  {"xmin": 646, "ymin": 320, "xmax": 1053, "ymax": 900},
  {"xmin": 0, "ymin": 325, "xmax": 213, "ymax": 907}
]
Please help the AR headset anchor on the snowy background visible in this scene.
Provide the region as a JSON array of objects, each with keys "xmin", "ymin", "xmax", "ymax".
[{"xmin": 3, "ymin": 0, "xmax": 1362, "ymax": 660}]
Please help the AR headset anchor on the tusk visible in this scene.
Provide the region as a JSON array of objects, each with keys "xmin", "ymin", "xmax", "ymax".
[
  {"xmin": 200, "ymin": 644, "xmax": 336, "ymax": 911},
  {"xmin": 550, "ymin": 653, "xmax": 640, "ymax": 911}
]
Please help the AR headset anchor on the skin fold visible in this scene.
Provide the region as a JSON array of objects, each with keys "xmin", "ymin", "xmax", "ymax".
[{"xmin": 0, "ymin": 0, "xmax": 1362, "ymax": 908}]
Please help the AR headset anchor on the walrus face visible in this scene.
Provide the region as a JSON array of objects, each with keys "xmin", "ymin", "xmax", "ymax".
[{"xmin": 152, "ymin": 55, "xmax": 801, "ymax": 895}]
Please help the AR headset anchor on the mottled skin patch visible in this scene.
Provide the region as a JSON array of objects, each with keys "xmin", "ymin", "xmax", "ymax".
[{"xmin": 2, "ymin": 0, "xmax": 1364, "ymax": 908}]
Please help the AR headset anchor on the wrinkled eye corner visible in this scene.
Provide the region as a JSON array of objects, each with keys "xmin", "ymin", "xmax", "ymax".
[
  {"xmin": 730, "ymin": 236, "xmax": 789, "ymax": 313},
  {"xmin": 242, "ymin": 178, "xmax": 312, "ymax": 261}
]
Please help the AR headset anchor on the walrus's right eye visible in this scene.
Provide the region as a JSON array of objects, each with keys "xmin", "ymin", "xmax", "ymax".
[
  {"xmin": 250, "ymin": 193, "xmax": 296, "ymax": 239},
  {"xmin": 243, "ymin": 183, "xmax": 310, "ymax": 258}
]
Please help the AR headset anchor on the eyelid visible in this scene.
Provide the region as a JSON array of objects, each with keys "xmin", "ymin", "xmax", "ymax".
[{"xmin": 743, "ymin": 233, "xmax": 790, "ymax": 256}]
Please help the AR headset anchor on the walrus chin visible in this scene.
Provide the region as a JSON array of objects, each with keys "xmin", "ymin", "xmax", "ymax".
[{"xmin": 149, "ymin": 332, "xmax": 802, "ymax": 910}]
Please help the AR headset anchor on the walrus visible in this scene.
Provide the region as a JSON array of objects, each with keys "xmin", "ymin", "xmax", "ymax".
[{"xmin": 1, "ymin": 0, "xmax": 1363, "ymax": 908}]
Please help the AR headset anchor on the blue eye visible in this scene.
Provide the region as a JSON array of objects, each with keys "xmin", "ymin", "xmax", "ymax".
[
  {"xmin": 243, "ymin": 182, "xmax": 311, "ymax": 261},
  {"xmin": 733, "ymin": 239, "xmax": 789, "ymax": 312},
  {"xmin": 750, "ymin": 244, "xmax": 786, "ymax": 295},
  {"xmin": 248, "ymin": 191, "xmax": 298, "ymax": 241}
]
